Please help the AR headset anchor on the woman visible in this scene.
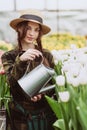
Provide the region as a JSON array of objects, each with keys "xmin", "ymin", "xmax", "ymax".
[{"xmin": 1, "ymin": 10, "xmax": 56, "ymax": 130}]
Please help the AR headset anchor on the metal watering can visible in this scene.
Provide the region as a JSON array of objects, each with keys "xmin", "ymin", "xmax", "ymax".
[{"xmin": 18, "ymin": 63, "xmax": 55, "ymax": 98}]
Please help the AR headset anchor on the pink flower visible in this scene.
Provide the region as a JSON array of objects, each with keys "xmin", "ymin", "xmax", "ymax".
[{"xmin": 0, "ymin": 67, "xmax": 5, "ymax": 75}]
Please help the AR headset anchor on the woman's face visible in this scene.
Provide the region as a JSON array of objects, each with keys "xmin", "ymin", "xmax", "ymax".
[{"xmin": 23, "ymin": 21, "xmax": 40, "ymax": 44}]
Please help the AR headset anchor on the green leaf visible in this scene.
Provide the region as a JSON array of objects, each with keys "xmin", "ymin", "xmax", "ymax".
[
  {"xmin": 77, "ymin": 98, "xmax": 87, "ymax": 130},
  {"xmin": 53, "ymin": 119, "xmax": 65, "ymax": 130},
  {"xmin": 0, "ymin": 74, "xmax": 11, "ymax": 109},
  {"xmin": 45, "ymin": 95, "xmax": 62, "ymax": 119},
  {"xmin": 59, "ymin": 103, "xmax": 69, "ymax": 130},
  {"xmin": 54, "ymin": 61, "xmax": 62, "ymax": 75},
  {"xmin": 69, "ymin": 100, "xmax": 78, "ymax": 130},
  {"xmin": 68, "ymin": 85, "xmax": 87, "ymax": 130}
]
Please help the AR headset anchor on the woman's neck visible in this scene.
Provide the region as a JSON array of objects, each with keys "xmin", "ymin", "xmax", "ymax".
[{"xmin": 22, "ymin": 43, "xmax": 35, "ymax": 51}]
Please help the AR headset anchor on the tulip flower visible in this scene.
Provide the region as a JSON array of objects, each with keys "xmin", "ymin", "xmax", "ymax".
[
  {"xmin": 58, "ymin": 91, "xmax": 70, "ymax": 102},
  {"xmin": 56, "ymin": 75, "xmax": 65, "ymax": 87}
]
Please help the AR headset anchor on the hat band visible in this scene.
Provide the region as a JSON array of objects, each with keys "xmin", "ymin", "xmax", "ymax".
[{"xmin": 20, "ymin": 14, "xmax": 43, "ymax": 23}]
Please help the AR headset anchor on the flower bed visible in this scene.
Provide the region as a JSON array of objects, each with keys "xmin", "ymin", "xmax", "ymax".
[
  {"xmin": 42, "ymin": 33, "xmax": 86, "ymax": 50},
  {"xmin": 45, "ymin": 47, "xmax": 87, "ymax": 130}
]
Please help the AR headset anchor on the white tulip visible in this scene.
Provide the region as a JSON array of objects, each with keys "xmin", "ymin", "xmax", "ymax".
[
  {"xmin": 78, "ymin": 67, "xmax": 87, "ymax": 85},
  {"xmin": 65, "ymin": 72, "xmax": 80, "ymax": 87},
  {"xmin": 51, "ymin": 50, "xmax": 62, "ymax": 61},
  {"xmin": 62, "ymin": 63, "xmax": 70, "ymax": 73},
  {"xmin": 59, "ymin": 91, "xmax": 70, "ymax": 102},
  {"xmin": 76, "ymin": 53, "xmax": 87, "ymax": 66},
  {"xmin": 62, "ymin": 62, "xmax": 82, "ymax": 77},
  {"xmin": 71, "ymin": 77, "xmax": 80, "ymax": 87},
  {"xmin": 54, "ymin": 59, "xmax": 58, "ymax": 65},
  {"xmin": 68, "ymin": 63, "xmax": 82, "ymax": 77},
  {"xmin": 56, "ymin": 75, "xmax": 65, "ymax": 86},
  {"xmin": 61, "ymin": 54, "xmax": 69, "ymax": 62}
]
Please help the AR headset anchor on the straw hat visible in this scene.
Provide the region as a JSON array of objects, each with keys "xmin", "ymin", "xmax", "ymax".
[{"xmin": 10, "ymin": 10, "xmax": 51, "ymax": 35}]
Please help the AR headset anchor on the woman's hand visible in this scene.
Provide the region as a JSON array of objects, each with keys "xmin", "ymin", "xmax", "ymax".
[
  {"xmin": 31, "ymin": 94, "xmax": 42, "ymax": 102},
  {"xmin": 20, "ymin": 49, "xmax": 42, "ymax": 61}
]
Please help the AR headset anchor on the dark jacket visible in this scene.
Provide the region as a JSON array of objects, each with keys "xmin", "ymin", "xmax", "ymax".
[{"xmin": 1, "ymin": 46, "xmax": 55, "ymax": 111}]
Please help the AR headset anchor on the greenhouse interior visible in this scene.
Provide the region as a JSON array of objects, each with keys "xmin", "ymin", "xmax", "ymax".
[{"xmin": 0, "ymin": 0, "xmax": 87, "ymax": 130}]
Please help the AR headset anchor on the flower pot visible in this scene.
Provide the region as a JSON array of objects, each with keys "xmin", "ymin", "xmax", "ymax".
[{"xmin": 0, "ymin": 108, "xmax": 6, "ymax": 130}]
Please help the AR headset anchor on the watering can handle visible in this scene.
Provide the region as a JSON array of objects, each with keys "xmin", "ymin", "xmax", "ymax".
[
  {"xmin": 23, "ymin": 55, "xmax": 43, "ymax": 76},
  {"xmin": 23, "ymin": 61, "xmax": 30, "ymax": 76}
]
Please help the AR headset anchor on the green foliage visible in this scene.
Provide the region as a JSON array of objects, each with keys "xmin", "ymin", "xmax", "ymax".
[
  {"xmin": 0, "ymin": 74, "xmax": 11, "ymax": 110},
  {"xmin": 54, "ymin": 61, "xmax": 62, "ymax": 75},
  {"xmin": 45, "ymin": 95, "xmax": 62, "ymax": 119}
]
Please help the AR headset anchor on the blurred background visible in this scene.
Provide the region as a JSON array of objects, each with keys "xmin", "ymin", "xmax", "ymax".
[{"xmin": 0, "ymin": 0, "xmax": 87, "ymax": 50}]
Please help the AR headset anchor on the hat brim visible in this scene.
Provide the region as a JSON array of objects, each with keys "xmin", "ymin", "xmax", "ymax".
[{"xmin": 10, "ymin": 18, "xmax": 51, "ymax": 35}]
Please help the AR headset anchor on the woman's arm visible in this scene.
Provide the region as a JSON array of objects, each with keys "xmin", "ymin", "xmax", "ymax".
[{"xmin": 1, "ymin": 50, "xmax": 28, "ymax": 80}]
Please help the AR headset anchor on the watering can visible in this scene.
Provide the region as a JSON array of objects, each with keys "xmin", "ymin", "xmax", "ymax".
[{"xmin": 18, "ymin": 64, "xmax": 55, "ymax": 98}]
